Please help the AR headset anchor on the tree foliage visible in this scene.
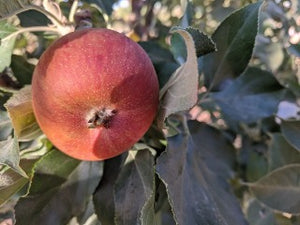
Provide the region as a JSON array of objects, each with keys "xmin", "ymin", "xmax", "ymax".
[{"xmin": 0, "ymin": 0, "xmax": 299, "ymax": 224}]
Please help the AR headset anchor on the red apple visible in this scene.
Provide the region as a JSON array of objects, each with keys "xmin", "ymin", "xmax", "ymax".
[{"xmin": 32, "ymin": 28, "xmax": 159, "ymax": 161}]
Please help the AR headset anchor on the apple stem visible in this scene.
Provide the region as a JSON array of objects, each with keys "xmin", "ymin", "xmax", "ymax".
[{"xmin": 87, "ymin": 108, "xmax": 117, "ymax": 129}]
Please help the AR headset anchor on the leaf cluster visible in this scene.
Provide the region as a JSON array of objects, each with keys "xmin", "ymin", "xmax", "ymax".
[{"xmin": 0, "ymin": 0, "xmax": 299, "ymax": 225}]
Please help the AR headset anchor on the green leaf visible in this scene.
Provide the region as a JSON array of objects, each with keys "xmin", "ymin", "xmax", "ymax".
[
  {"xmin": 4, "ymin": 86, "xmax": 42, "ymax": 141},
  {"xmin": 156, "ymin": 119, "xmax": 247, "ymax": 225},
  {"xmin": 0, "ymin": 21, "xmax": 17, "ymax": 72},
  {"xmin": 171, "ymin": 27, "xmax": 216, "ymax": 64},
  {"xmin": 0, "ymin": 159, "xmax": 36, "ymax": 206},
  {"xmin": 0, "ymin": 110, "xmax": 12, "ymax": 141},
  {"xmin": 213, "ymin": 67, "xmax": 285, "ymax": 128},
  {"xmin": 15, "ymin": 150, "xmax": 103, "ymax": 225},
  {"xmin": 139, "ymin": 41, "xmax": 179, "ymax": 89},
  {"xmin": 0, "ymin": 136, "xmax": 26, "ymax": 177},
  {"xmin": 246, "ymin": 199, "xmax": 277, "ymax": 225},
  {"xmin": 0, "ymin": 0, "xmax": 32, "ymax": 20},
  {"xmin": 17, "ymin": 10, "xmax": 50, "ymax": 27},
  {"xmin": 203, "ymin": 2, "xmax": 262, "ymax": 90},
  {"xmin": 10, "ymin": 55, "xmax": 34, "ymax": 86},
  {"xmin": 249, "ymin": 164, "xmax": 300, "ymax": 215},
  {"xmin": 269, "ymin": 133, "xmax": 300, "ymax": 171},
  {"xmin": 93, "ymin": 155, "xmax": 123, "ymax": 225},
  {"xmin": 240, "ymin": 139, "xmax": 268, "ymax": 182},
  {"xmin": 114, "ymin": 149, "xmax": 155, "ymax": 225},
  {"xmin": 157, "ymin": 28, "xmax": 198, "ymax": 127},
  {"xmin": 281, "ymin": 120, "xmax": 300, "ymax": 152}
]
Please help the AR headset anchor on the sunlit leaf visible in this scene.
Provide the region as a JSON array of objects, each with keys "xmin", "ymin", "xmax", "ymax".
[
  {"xmin": 0, "ymin": 159, "xmax": 36, "ymax": 206},
  {"xmin": 158, "ymin": 28, "xmax": 198, "ymax": 127},
  {"xmin": 0, "ymin": 21, "xmax": 17, "ymax": 72},
  {"xmin": 203, "ymin": 2, "xmax": 262, "ymax": 90},
  {"xmin": 249, "ymin": 164, "xmax": 300, "ymax": 215},
  {"xmin": 4, "ymin": 86, "xmax": 42, "ymax": 141}
]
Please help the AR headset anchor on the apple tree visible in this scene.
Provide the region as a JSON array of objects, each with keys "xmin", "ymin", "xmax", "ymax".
[{"xmin": 0, "ymin": 0, "xmax": 299, "ymax": 225}]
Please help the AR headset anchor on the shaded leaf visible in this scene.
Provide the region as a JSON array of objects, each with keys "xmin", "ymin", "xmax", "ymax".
[
  {"xmin": 0, "ymin": 136, "xmax": 26, "ymax": 177},
  {"xmin": 114, "ymin": 149, "xmax": 155, "ymax": 225},
  {"xmin": 281, "ymin": 120, "xmax": 300, "ymax": 152},
  {"xmin": 0, "ymin": 0, "xmax": 32, "ymax": 20},
  {"xmin": 0, "ymin": 21, "xmax": 17, "ymax": 72},
  {"xmin": 214, "ymin": 67, "xmax": 285, "ymax": 128},
  {"xmin": 17, "ymin": 10, "xmax": 50, "ymax": 27},
  {"xmin": 249, "ymin": 164, "xmax": 300, "ymax": 215},
  {"xmin": 139, "ymin": 41, "xmax": 179, "ymax": 89},
  {"xmin": 158, "ymin": 28, "xmax": 198, "ymax": 127},
  {"xmin": 246, "ymin": 199, "xmax": 277, "ymax": 225},
  {"xmin": 156, "ymin": 119, "xmax": 247, "ymax": 225},
  {"xmin": 93, "ymin": 155, "xmax": 123, "ymax": 225},
  {"xmin": 4, "ymin": 86, "xmax": 42, "ymax": 141},
  {"xmin": 10, "ymin": 55, "xmax": 34, "ymax": 86},
  {"xmin": 240, "ymin": 139, "xmax": 268, "ymax": 182},
  {"xmin": 15, "ymin": 150, "xmax": 103, "ymax": 225},
  {"xmin": 269, "ymin": 133, "xmax": 300, "ymax": 171},
  {"xmin": 203, "ymin": 2, "xmax": 262, "ymax": 90}
]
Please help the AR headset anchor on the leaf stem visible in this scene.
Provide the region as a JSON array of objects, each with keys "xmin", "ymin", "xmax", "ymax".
[{"xmin": 1, "ymin": 26, "xmax": 60, "ymax": 42}]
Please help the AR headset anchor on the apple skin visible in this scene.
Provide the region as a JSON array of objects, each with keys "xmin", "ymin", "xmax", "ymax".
[{"xmin": 32, "ymin": 28, "xmax": 159, "ymax": 161}]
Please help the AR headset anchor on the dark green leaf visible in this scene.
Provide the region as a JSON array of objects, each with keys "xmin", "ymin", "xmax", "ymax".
[
  {"xmin": 93, "ymin": 155, "xmax": 123, "ymax": 225},
  {"xmin": 17, "ymin": 10, "xmax": 50, "ymax": 27},
  {"xmin": 240, "ymin": 138, "xmax": 268, "ymax": 182},
  {"xmin": 171, "ymin": 27, "xmax": 216, "ymax": 64},
  {"xmin": 139, "ymin": 41, "xmax": 179, "ymax": 89},
  {"xmin": 249, "ymin": 164, "xmax": 300, "ymax": 215},
  {"xmin": 269, "ymin": 133, "xmax": 300, "ymax": 171},
  {"xmin": 10, "ymin": 55, "xmax": 34, "ymax": 86},
  {"xmin": 287, "ymin": 44, "xmax": 300, "ymax": 57},
  {"xmin": 15, "ymin": 150, "xmax": 103, "ymax": 225},
  {"xmin": 0, "ymin": 0, "xmax": 32, "ymax": 20},
  {"xmin": 214, "ymin": 67, "xmax": 285, "ymax": 128},
  {"xmin": 203, "ymin": 2, "xmax": 262, "ymax": 90},
  {"xmin": 114, "ymin": 149, "xmax": 155, "ymax": 225},
  {"xmin": 0, "ymin": 21, "xmax": 17, "ymax": 72},
  {"xmin": 158, "ymin": 28, "xmax": 198, "ymax": 127},
  {"xmin": 281, "ymin": 120, "xmax": 300, "ymax": 152},
  {"xmin": 156, "ymin": 119, "xmax": 247, "ymax": 225}
]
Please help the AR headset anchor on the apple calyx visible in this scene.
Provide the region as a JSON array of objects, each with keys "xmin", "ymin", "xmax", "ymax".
[{"xmin": 87, "ymin": 107, "xmax": 117, "ymax": 129}]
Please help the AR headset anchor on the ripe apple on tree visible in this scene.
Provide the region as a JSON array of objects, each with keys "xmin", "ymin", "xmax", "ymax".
[{"xmin": 32, "ymin": 28, "xmax": 159, "ymax": 161}]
